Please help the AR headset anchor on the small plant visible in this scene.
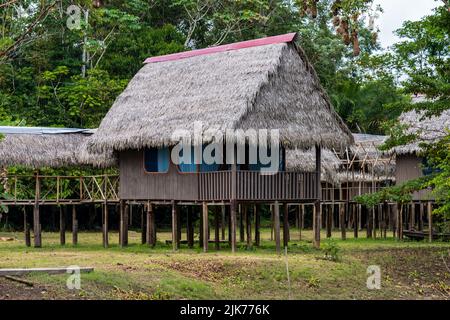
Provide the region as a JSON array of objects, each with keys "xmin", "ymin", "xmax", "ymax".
[
  {"xmin": 322, "ymin": 239, "xmax": 341, "ymax": 262},
  {"xmin": 307, "ymin": 276, "xmax": 320, "ymax": 288}
]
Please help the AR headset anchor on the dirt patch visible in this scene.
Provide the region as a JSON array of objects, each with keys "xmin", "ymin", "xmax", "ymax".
[
  {"xmin": 0, "ymin": 276, "xmax": 81, "ymax": 300},
  {"xmin": 354, "ymin": 247, "xmax": 450, "ymax": 299},
  {"xmin": 146, "ymin": 258, "xmax": 254, "ymax": 282}
]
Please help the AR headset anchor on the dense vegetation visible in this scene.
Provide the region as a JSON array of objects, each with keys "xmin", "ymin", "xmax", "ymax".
[{"xmin": 0, "ymin": 1, "xmax": 449, "ymax": 223}]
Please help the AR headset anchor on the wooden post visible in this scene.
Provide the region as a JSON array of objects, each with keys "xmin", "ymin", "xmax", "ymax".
[
  {"xmin": 33, "ymin": 172, "xmax": 41, "ymax": 248},
  {"xmin": 246, "ymin": 205, "xmax": 252, "ymax": 250},
  {"xmin": 103, "ymin": 203, "xmax": 109, "ymax": 248},
  {"xmin": 140, "ymin": 205, "xmax": 146, "ymax": 245},
  {"xmin": 353, "ymin": 203, "xmax": 358, "ymax": 238},
  {"xmin": 119, "ymin": 200, "xmax": 126, "ymax": 247},
  {"xmin": 59, "ymin": 206, "xmax": 66, "ymax": 245},
  {"xmin": 270, "ymin": 204, "xmax": 274, "ymax": 241},
  {"xmin": 283, "ymin": 203, "xmax": 289, "ymax": 247},
  {"xmin": 230, "ymin": 200, "xmax": 237, "ymax": 253},
  {"xmin": 367, "ymin": 207, "xmax": 373, "ymax": 239},
  {"xmin": 177, "ymin": 205, "xmax": 182, "ymax": 247},
  {"xmin": 24, "ymin": 207, "xmax": 31, "ymax": 247},
  {"xmin": 428, "ymin": 202, "xmax": 433, "ymax": 243},
  {"xmin": 199, "ymin": 205, "xmax": 203, "ymax": 248},
  {"xmin": 239, "ymin": 204, "xmax": 244, "ymax": 242},
  {"xmin": 340, "ymin": 203, "xmax": 346, "ymax": 240},
  {"xmin": 298, "ymin": 205, "xmax": 303, "ymax": 241},
  {"xmin": 326, "ymin": 205, "xmax": 332, "ymax": 238},
  {"xmin": 397, "ymin": 203, "xmax": 403, "ymax": 240},
  {"xmin": 187, "ymin": 205, "xmax": 194, "ymax": 248},
  {"xmin": 215, "ymin": 206, "xmax": 220, "ymax": 250},
  {"xmin": 221, "ymin": 205, "xmax": 226, "ymax": 241},
  {"xmin": 418, "ymin": 202, "xmax": 424, "ymax": 231},
  {"xmin": 72, "ymin": 205, "xmax": 78, "ymax": 245},
  {"xmin": 410, "ymin": 202, "xmax": 415, "ymax": 230},
  {"xmin": 172, "ymin": 201, "xmax": 179, "ymax": 251},
  {"xmin": 202, "ymin": 202, "xmax": 208, "ymax": 252},
  {"xmin": 254, "ymin": 204, "xmax": 260, "ymax": 247},
  {"xmin": 313, "ymin": 145, "xmax": 321, "ymax": 248},
  {"xmin": 146, "ymin": 203, "xmax": 155, "ymax": 247},
  {"xmin": 274, "ymin": 201, "xmax": 281, "ymax": 253}
]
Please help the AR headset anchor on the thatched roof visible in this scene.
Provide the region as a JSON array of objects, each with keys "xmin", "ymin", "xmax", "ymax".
[
  {"xmin": 391, "ymin": 110, "xmax": 450, "ymax": 155},
  {"xmin": 0, "ymin": 127, "xmax": 116, "ymax": 169},
  {"xmin": 89, "ymin": 33, "xmax": 353, "ymax": 153},
  {"xmin": 286, "ymin": 148, "xmax": 341, "ymax": 185},
  {"xmin": 351, "ymin": 133, "xmax": 387, "ymax": 160}
]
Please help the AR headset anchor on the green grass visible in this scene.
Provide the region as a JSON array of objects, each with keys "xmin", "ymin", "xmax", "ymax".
[{"xmin": 0, "ymin": 228, "xmax": 449, "ymax": 300}]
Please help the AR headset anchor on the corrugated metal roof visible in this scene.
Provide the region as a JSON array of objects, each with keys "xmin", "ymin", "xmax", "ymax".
[
  {"xmin": 0, "ymin": 126, "xmax": 95, "ymax": 135},
  {"xmin": 144, "ymin": 33, "xmax": 297, "ymax": 64}
]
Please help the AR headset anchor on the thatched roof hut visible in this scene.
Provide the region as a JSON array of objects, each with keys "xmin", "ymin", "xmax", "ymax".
[
  {"xmin": 89, "ymin": 33, "xmax": 353, "ymax": 153},
  {"xmin": 286, "ymin": 148, "xmax": 341, "ymax": 184},
  {"xmin": 0, "ymin": 127, "xmax": 116, "ymax": 169},
  {"xmin": 391, "ymin": 110, "xmax": 450, "ymax": 155}
]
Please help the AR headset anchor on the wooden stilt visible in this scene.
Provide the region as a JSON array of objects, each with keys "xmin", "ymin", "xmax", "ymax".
[
  {"xmin": 187, "ymin": 205, "xmax": 194, "ymax": 248},
  {"xmin": 326, "ymin": 205, "xmax": 332, "ymax": 238},
  {"xmin": 239, "ymin": 204, "xmax": 244, "ymax": 242},
  {"xmin": 353, "ymin": 203, "xmax": 358, "ymax": 238},
  {"xmin": 367, "ymin": 207, "xmax": 373, "ymax": 239},
  {"xmin": 146, "ymin": 203, "xmax": 154, "ymax": 247},
  {"xmin": 230, "ymin": 200, "xmax": 237, "ymax": 253},
  {"xmin": 274, "ymin": 201, "xmax": 281, "ymax": 253},
  {"xmin": 254, "ymin": 204, "xmax": 260, "ymax": 247},
  {"xmin": 298, "ymin": 205, "xmax": 302, "ymax": 241},
  {"xmin": 202, "ymin": 202, "xmax": 208, "ymax": 252},
  {"xmin": 419, "ymin": 202, "xmax": 424, "ymax": 231},
  {"xmin": 270, "ymin": 204, "xmax": 274, "ymax": 241},
  {"xmin": 172, "ymin": 201, "xmax": 179, "ymax": 251},
  {"xmin": 228, "ymin": 207, "xmax": 232, "ymax": 246},
  {"xmin": 59, "ymin": 206, "xmax": 66, "ymax": 246},
  {"xmin": 215, "ymin": 206, "xmax": 220, "ymax": 250},
  {"xmin": 313, "ymin": 201, "xmax": 321, "ymax": 248},
  {"xmin": 72, "ymin": 205, "xmax": 78, "ymax": 245},
  {"xmin": 410, "ymin": 202, "xmax": 415, "ymax": 230},
  {"xmin": 103, "ymin": 203, "xmax": 109, "ymax": 248},
  {"xmin": 33, "ymin": 172, "xmax": 41, "ymax": 248},
  {"xmin": 283, "ymin": 204, "xmax": 289, "ymax": 247},
  {"xmin": 140, "ymin": 205, "xmax": 146, "ymax": 245},
  {"xmin": 199, "ymin": 206, "xmax": 203, "ymax": 248},
  {"xmin": 246, "ymin": 205, "xmax": 252, "ymax": 250},
  {"xmin": 24, "ymin": 207, "xmax": 31, "ymax": 247},
  {"xmin": 340, "ymin": 203, "xmax": 346, "ymax": 240},
  {"xmin": 177, "ymin": 205, "xmax": 182, "ymax": 246},
  {"xmin": 397, "ymin": 203, "xmax": 403, "ymax": 240},
  {"xmin": 221, "ymin": 205, "xmax": 226, "ymax": 241},
  {"xmin": 314, "ymin": 145, "xmax": 321, "ymax": 248},
  {"xmin": 428, "ymin": 202, "xmax": 433, "ymax": 243}
]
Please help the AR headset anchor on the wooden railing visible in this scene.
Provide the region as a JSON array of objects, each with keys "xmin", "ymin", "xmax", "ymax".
[
  {"xmin": 0, "ymin": 174, "xmax": 119, "ymax": 204},
  {"xmin": 198, "ymin": 171, "xmax": 317, "ymax": 201}
]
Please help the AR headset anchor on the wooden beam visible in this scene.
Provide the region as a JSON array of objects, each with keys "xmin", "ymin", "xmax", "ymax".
[
  {"xmin": 274, "ymin": 201, "xmax": 281, "ymax": 253},
  {"xmin": 246, "ymin": 205, "xmax": 252, "ymax": 250},
  {"xmin": 172, "ymin": 201, "xmax": 179, "ymax": 251},
  {"xmin": 239, "ymin": 204, "xmax": 244, "ymax": 242},
  {"xmin": 24, "ymin": 207, "xmax": 30, "ymax": 247},
  {"xmin": 397, "ymin": 203, "xmax": 403, "ymax": 240},
  {"xmin": 146, "ymin": 202, "xmax": 156, "ymax": 247},
  {"xmin": 215, "ymin": 206, "xmax": 220, "ymax": 250},
  {"xmin": 314, "ymin": 145, "xmax": 321, "ymax": 249},
  {"xmin": 0, "ymin": 267, "xmax": 94, "ymax": 276},
  {"xmin": 187, "ymin": 205, "xmax": 194, "ymax": 248},
  {"xmin": 419, "ymin": 202, "xmax": 424, "ymax": 231},
  {"xmin": 283, "ymin": 203, "xmax": 289, "ymax": 248},
  {"xmin": 230, "ymin": 200, "xmax": 237, "ymax": 253},
  {"xmin": 103, "ymin": 203, "xmax": 109, "ymax": 248},
  {"xmin": 340, "ymin": 203, "xmax": 346, "ymax": 240},
  {"xmin": 177, "ymin": 205, "xmax": 182, "ymax": 247},
  {"xmin": 59, "ymin": 206, "xmax": 66, "ymax": 246},
  {"xmin": 202, "ymin": 202, "xmax": 208, "ymax": 252},
  {"xmin": 428, "ymin": 202, "xmax": 433, "ymax": 243},
  {"xmin": 326, "ymin": 205, "xmax": 332, "ymax": 238},
  {"xmin": 33, "ymin": 172, "xmax": 41, "ymax": 248},
  {"xmin": 221, "ymin": 205, "xmax": 226, "ymax": 241},
  {"xmin": 72, "ymin": 205, "xmax": 78, "ymax": 245},
  {"xmin": 353, "ymin": 203, "xmax": 358, "ymax": 238},
  {"xmin": 140, "ymin": 204, "xmax": 146, "ymax": 245},
  {"xmin": 254, "ymin": 204, "xmax": 260, "ymax": 247}
]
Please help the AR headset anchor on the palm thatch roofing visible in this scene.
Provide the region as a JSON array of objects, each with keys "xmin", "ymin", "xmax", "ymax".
[
  {"xmin": 286, "ymin": 148, "xmax": 341, "ymax": 185},
  {"xmin": 390, "ymin": 110, "xmax": 450, "ymax": 155},
  {"xmin": 0, "ymin": 127, "xmax": 116, "ymax": 169},
  {"xmin": 89, "ymin": 33, "xmax": 353, "ymax": 154}
]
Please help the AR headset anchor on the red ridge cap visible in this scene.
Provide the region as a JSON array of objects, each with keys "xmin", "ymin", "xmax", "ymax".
[{"xmin": 144, "ymin": 32, "xmax": 297, "ymax": 64}]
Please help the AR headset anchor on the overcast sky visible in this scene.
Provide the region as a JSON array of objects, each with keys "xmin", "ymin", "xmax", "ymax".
[{"xmin": 373, "ymin": 0, "xmax": 440, "ymax": 49}]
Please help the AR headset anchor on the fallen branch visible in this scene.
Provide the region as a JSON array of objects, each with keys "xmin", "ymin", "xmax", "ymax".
[{"xmin": 1, "ymin": 275, "xmax": 34, "ymax": 287}]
